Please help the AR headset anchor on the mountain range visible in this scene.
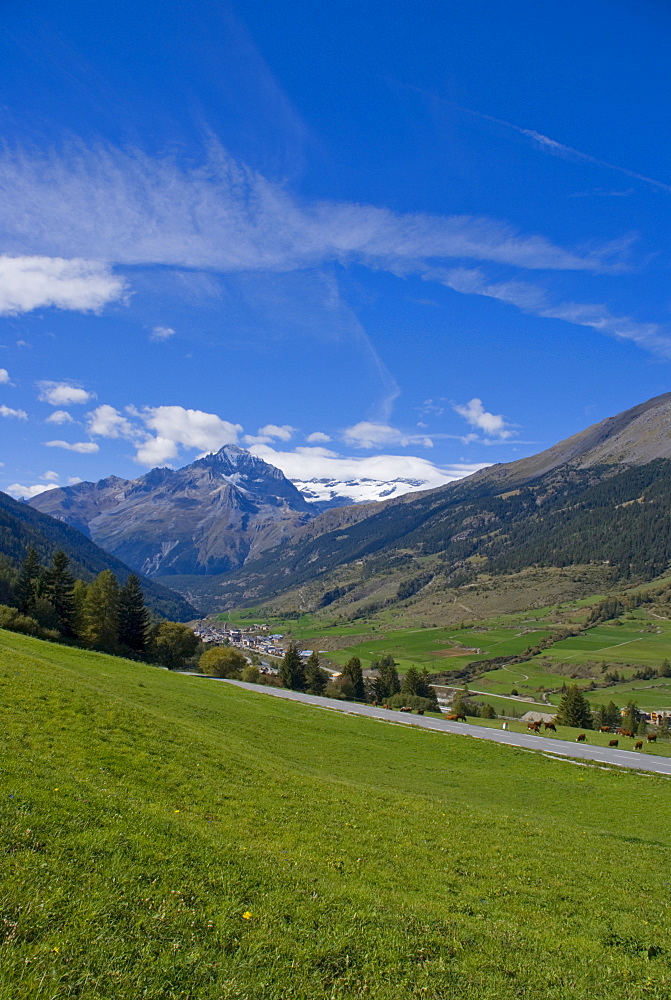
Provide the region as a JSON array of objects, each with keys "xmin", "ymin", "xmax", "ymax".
[
  {"xmin": 28, "ymin": 392, "xmax": 671, "ymax": 618},
  {"xmin": 30, "ymin": 446, "xmax": 313, "ymax": 578}
]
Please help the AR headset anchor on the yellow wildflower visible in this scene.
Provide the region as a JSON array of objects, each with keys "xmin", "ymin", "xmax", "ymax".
[{"xmin": 242, "ymin": 911, "xmax": 252, "ymax": 920}]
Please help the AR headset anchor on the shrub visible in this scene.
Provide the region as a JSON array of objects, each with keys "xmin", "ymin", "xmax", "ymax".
[
  {"xmin": 241, "ymin": 664, "xmax": 261, "ymax": 684},
  {"xmin": 0, "ymin": 604, "xmax": 59, "ymax": 641},
  {"xmin": 200, "ymin": 646, "xmax": 247, "ymax": 678},
  {"xmin": 387, "ymin": 693, "xmax": 436, "ymax": 713}
]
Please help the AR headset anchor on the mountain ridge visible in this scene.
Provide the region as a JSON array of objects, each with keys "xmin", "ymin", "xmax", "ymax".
[
  {"xmin": 30, "ymin": 444, "xmax": 313, "ymax": 578},
  {"xmin": 0, "ymin": 489, "xmax": 197, "ymax": 621},
  {"xmin": 172, "ymin": 391, "xmax": 671, "ymax": 614}
]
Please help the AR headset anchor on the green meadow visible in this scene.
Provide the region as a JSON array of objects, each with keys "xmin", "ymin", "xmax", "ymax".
[
  {"xmin": 316, "ymin": 625, "xmax": 552, "ymax": 674},
  {"xmin": 3, "ymin": 628, "xmax": 671, "ymax": 999}
]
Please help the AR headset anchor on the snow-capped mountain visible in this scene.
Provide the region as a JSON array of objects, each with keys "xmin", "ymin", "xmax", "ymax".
[{"xmin": 291, "ymin": 477, "xmax": 434, "ymax": 510}]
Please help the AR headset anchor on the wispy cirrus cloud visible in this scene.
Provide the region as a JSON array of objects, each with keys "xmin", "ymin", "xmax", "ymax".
[
  {"xmin": 429, "ymin": 266, "xmax": 671, "ymax": 358},
  {"xmin": 0, "ymin": 142, "xmax": 623, "ymax": 275}
]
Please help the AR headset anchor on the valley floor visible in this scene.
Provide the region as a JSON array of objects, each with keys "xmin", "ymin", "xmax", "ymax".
[{"xmin": 2, "ymin": 629, "xmax": 671, "ymax": 999}]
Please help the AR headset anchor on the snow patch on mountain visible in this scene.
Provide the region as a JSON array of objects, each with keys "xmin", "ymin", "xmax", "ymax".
[{"xmin": 292, "ymin": 477, "xmax": 435, "ymax": 509}]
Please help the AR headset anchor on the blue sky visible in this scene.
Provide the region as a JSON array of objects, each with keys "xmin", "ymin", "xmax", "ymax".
[{"xmin": 1, "ymin": 0, "xmax": 670, "ymax": 497}]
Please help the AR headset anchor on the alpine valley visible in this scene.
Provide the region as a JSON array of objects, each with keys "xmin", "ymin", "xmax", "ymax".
[{"xmin": 27, "ymin": 392, "xmax": 671, "ymax": 619}]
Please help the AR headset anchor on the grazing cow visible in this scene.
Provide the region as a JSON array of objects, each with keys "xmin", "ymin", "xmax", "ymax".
[
  {"xmin": 608, "ymin": 739, "xmax": 619, "ymax": 747},
  {"xmin": 416, "ymin": 709, "xmax": 424, "ymax": 716},
  {"xmin": 543, "ymin": 722, "xmax": 557, "ymax": 732},
  {"xmin": 399, "ymin": 706, "xmax": 413, "ymax": 713},
  {"xmin": 576, "ymin": 733, "xmax": 586, "ymax": 742},
  {"xmin": 599, "ymin": 726, "xmax": 611, "ymax": 733},
  {"xmin": 634, "ymin": 741, "xmax": 643, "ymax": 751},
  {"xmin": 647, "ymin": 734, "xmax": 657, "ymax": 743},
  {"xmin": 527, "ymin": 721, "xmax": 541, "ymax": 732}
]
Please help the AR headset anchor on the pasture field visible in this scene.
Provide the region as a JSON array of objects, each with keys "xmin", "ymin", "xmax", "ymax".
[
  {"xmin": 3, "ymin": 629, "xmax": 671, "ymax": 999},
  {"xmin": 541, "ymin": 619, "xmax": 671, "ymax": 668},
  {"xmin": 321, "ymin": 624, "xmax": 552, "ymax": 673}
]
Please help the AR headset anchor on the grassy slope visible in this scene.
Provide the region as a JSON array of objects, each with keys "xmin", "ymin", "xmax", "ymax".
[{"xmin": 3, "ymin": 630, "xmax": 671, "ymax": 1000}]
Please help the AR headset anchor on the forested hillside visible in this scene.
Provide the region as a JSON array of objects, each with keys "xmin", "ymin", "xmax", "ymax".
[
  {"xmin": 0, "ymin": 491, "xmax": 197, "ymax": 621},
  {"xmin": 189, "ymin": 459, "xmax": 671, "ymax": 616}
]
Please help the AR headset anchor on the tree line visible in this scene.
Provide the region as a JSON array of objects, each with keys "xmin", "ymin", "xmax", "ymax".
[
  {"xmin": 1, "ymin": 546, "xmax": 200, "ymax": 670},
  {"xmin": 197, "ymin": 641, "xmax": 441, "ymax": 711}
]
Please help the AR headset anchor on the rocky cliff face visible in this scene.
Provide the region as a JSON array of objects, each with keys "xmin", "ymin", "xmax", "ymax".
[{"xmin": 30, "ymin": 445, "xmax": 313, "ymax": 577}]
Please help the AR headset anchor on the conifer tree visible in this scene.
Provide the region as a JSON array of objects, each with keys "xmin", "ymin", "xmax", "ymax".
[
  {"xmin": 118, "ymin": 574, "xmax": 150, "ymax": 652},
  {"xmin": 304, "ymin": 650, "xmax": 328, "ymax": 695},
  {"xmin": 15, "ymin": 546, "xmax": 40, "ymax": 614},
  {"xmin": 622, "ymin": 701, "xmax": 642, "ymax": 734},
  {"xmin": 71, "ymin": 579, "xmax": 89, "ymax": 640},
  {"xmin": 46, "ymin": 550, "xmax": 75, "ymax": 637},
  {"xmin": 340, "ymin": 656, "xmax": 365, "ymax": 701},
  {"xmin": 279, "ymin": 642, "xmax": 306, "ymax": 691},
  {"xmin": 556, "ymin": 685, "xmax": 593, "ymax": 729},
  {"xmin": 371, "ymin": 655, "xmax": 400, "ymax": 701},
  {"xmin": 593, "ymin": 701, "xmax": 620, "ymax": 730},
  {"xmin": 84, "ymin": 570, "xmax": 120, "ymax": 652}
]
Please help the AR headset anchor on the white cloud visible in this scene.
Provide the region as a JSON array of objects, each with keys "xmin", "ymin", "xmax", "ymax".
[
  {"xmin": 0, "ymin": 368, "xmax": 10, "ymax": 384},
  {"xmin": 0, "ymin": 143, "xmax": 618, "ymax": 276},
  {"xmin": 343, "ymin": 421, "xmax": 433, "ymax": 449},
  {"xmin": 306, "ymin": 431, "xmax": 331, "ymax": 443},
  {"xmin": 249, "ymin": 443, "xmax": 487, "ymax": 489},
  {"xmin": 0, "ymin": 256, "xmax": 126, "ymax": 315},
  {"xmin": 86, "ymin": 404, "xmax": 135, "ymax": 438},
  {"xmin": 453, "ymin": 398, "xmax": 512, "ymax": 439},
  {"xmin": 37, "ymin": 381, "xmax": 95, "ymax": 406},
  {"xmin": 150, "ymin": 325, "xmax": 175, "ymax": 341},
  {"xmin": 44, "ymin": 440, "xmax": 99, "ymax": 453},
  {"xmin": 44, "ymin": 409, "xmax": 74, "ymax": 424},
  {"xmin": 67, "ymin": 476, "xmax": 83, "ymax": 485},
  {"xmin": 257, "ymin": 423, "xmax": 295, "ymax": 441},
  {"xmin": 41, "ymin": 470, "xmax": 59, "ymax": 481},
  {"xmin": 1, "ymin": 141, "xmax": 665, "ymax": 358},
  {"xmin": 134, "ymin": 405, "xmax": 242, "ymax": 466},
  {"xmin": 5, "ymin": 482, "xmax": 59, "ymax": 499},
  {"xmin": 0, "ymin": 404, "xmax": 28, "ymax": 419}
]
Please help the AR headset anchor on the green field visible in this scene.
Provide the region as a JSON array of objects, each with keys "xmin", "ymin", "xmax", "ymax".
[
  {"xmin": 216, "ymin": 598, "xmax": 671, "ymax": 714},
  {"xmin": 543, "ymin": 618, "xmax": 671, "ymax": 667},
  {"xmin": 3, "ymin": 628, "xmax": 671, "ymax": 998},
  {"xmin": 319, "ymin": 624, "xmax": 552, "ymax": 673}
]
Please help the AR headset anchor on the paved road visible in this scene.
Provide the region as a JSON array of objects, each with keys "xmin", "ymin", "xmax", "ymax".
[{"xmin": 199, "ymin": 677, "xmax": 671, "ymax": 777}]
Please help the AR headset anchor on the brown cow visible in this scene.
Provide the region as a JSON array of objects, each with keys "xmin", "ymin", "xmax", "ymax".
[
  {"xmin": 527, "ymin": 721, "xmax": 541, "ymax": 732},
  {"xmin": 647, "ymin": 734, "xmax": 657, "ymax": 743},
  {"xmin": 608, "ymin": 739, "xmax": 619, "ymax": 747},
  {"xmin": 416, "ymin": 709, "xmax": 424, "ymax": 716},
  {"xmin": 399, "ymin": 706, "xmax": 413, "ymax": 713},
  {"xmin": 634, "ymin": 741, "xmax": 643, "ymax": 751},
  {"xmin": 599, "ymin": 726, "xmax": 611, "ymax": 733},
  {"xmin": 543, "ymin": 722, "xmax": 557, "ymax": 732},
  {"xmin": 576, "ymin": 733, "xmax": 586, "ymax": 742}
]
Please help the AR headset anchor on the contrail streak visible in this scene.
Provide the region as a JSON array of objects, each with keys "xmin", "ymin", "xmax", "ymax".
[{"xmin": 456, "ymin": 104, "xmax": 671, "ymax": 193}]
